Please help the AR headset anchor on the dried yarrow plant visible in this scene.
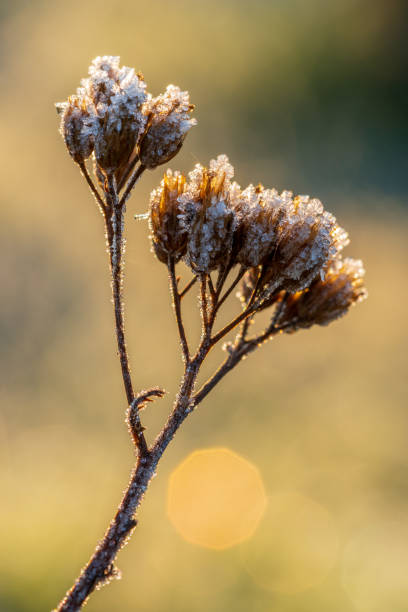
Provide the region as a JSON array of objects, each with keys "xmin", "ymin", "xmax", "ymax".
[{"xmin": 54, "ymin": 56, "xmax": 367, "ymax": 611}]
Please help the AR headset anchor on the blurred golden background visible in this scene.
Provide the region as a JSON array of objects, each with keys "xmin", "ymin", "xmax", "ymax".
[{"xmin": 1, "ymin": 0, "xmax": 407, "ymax": 610}]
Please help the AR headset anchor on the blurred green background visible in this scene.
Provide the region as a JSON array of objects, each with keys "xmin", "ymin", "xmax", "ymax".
[{"xmin": 1, "ymin": 0, "xmax": 407, "ymax": 610}]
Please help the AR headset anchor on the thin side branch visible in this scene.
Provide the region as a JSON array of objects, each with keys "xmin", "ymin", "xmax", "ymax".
[
  {"xmin": 236, "ymin": 315, "xmax": 252, "ymax": 344},
  {"xmin": 117, "ymin": 153, "xmax": 139, "ymax": 192},
  {"xmin": 192, "ymin": 324, "xmax": 283, "ymax": 407},
  {"xmin": 207, "ymin": 275, "xmax": 216, "ymax": 302},
  {"xmin": 210, "ymin": 304, "xmax": 256, "ymax": 347},
  {"xmin": 213, "ymin": 266, "xmax": 245, "ymax": 317},
  {"xmin": 168, "ymin": 256, "xmax": 190, "ymax": 364},
  {"xmin": 119, "ymin": 164, "xmax": 146, "ymax": 207},
  {"xmin": 104, "ymin": 175, "xmax": 149, "ymax": 456},
  {"xmin": 179, "ymin": 275, "xmax": 198, "ymax": 299},
  {"xmin": 215, "ymin": 260, "xmax": 233, "ymax": 294},
  {"xmin": 78, "ymin": 161, "xmax": 106, "ymax": 213},
  {"xmin": 200, "ymin": 274, "xmax": 210, "ymax": 333}
]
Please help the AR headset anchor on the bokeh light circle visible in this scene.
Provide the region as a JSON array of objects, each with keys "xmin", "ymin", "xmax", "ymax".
[
  {"xmin": 342, "ymin": 521, "xmax": 408, "ymax": 611},
  {"xmin": 241, "ymin": 491, "xmax": 339, "ymax": 593},
  {"xmin": 167, "ymin": 447, "xmax": 267, "ymax": 549}
]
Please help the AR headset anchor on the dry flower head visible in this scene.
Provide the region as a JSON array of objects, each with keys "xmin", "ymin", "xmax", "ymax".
[
  {"xmin": 149, "ymin": 170, "xmax": 188, "ymax": 263},
  {"xmin": 139, "ymin": 85, "xmax": 196, "ymax": 169},
  {"xmin": 57, "ymin": 56, "xmax": 195, "ymax": 182},
  {"xmin": 276, "ymin": 257, "xmax": 368, "ymax": 330},
  {"xmin": 178, "ymin": 155, "xmax": 241, "ymax": 273}
]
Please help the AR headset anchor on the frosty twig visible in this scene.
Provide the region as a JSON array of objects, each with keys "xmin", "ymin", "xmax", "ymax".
[{"xmin": 55, "ymin": 55, "xmax": 367, "ymax": 611}]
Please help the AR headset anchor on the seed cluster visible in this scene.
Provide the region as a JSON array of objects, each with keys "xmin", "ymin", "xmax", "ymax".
[
  {"xmin": 149, "ymin": 154, "xmax": 366, "ymax": 329},
  {"xmin": 275, "ymin": 258, "xmax": 368, "ymax": 329},
  {"xmin": 57, "ymin": 56, "xmax": 196, "ymax": 179},
  {"xmin": 57, "ymin": 57, "xmax": 366, "ymax": 334}
]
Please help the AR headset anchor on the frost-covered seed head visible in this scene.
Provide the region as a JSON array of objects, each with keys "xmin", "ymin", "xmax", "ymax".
[
  {"xmin": 139, "ymin": 86, "xmax": 196, "ymax": 169},
  {"xmin": 149, "ymin": 170, "xmax": 188, "ymax": 263},
  {"xmin": 57, "ymin": 56, "xmax": 148, "ymax": 174},
  {"xmin": 235, "ymin": 184, "xmax": 288, "ymax": 268},
  {"xmin": 58, "ymin": 96, "xmax": 97, "ymax": 164},
  {"xmin": 276, "ymin": 257, "xmax": 367, "ymax": 330},
  {"xmin": 179, "ymin": 155, "xmax": 239, "ymax": 273},
  {"xmin": 256, "ymin": 194, "xmax": 349, "ymax": 297},
  {"xmin": 85, "ymin": 57, "xmax": 147, "ymax": 173}
]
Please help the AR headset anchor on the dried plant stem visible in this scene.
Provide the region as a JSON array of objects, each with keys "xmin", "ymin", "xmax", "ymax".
[
  {"xmin": 119, "ymin": 163, "xmax": 146, "ymax": 206},
  {"xmin": 56, "ymin": 258, "xmax": 262, "ymax": 611},
  {"xmin": 210, "ymin": 304, "xmax": 257, "ymax": 347},
  {"xmin": 200, "ymin": 274, "xmax": 210, "ymax": 332},
  {"xmin": 207, "ymin": 274, "xmax": 216, "ymax": 301},
  {"xmin": 193, "ymin": 323, "xmax": 283, "ymax": 408},
  {"xmin": 78, "ymin": 161, "xmax": 106, "ymax": 213},
  {"xmin": 237, "ymin": 315, "xmax": 252, "ymax": 343},
  {"xmin": 57, "ymin": 315, "xmax": 210, "ymax": 611},
  {"xmin": 168, "ymin": 256, "xmax": 190, "ymax": 363},
  {"xmin": 117, "ymin": 152, "xmax": 139, "ymax": 192},
  {"xmin": 105, "ymin": 180, "xmax": 134, "ymax": 404},
  {"xmin": 213, "ymin": 266, "xmax": 245, "ymax": 317},
  {"xmin": 179, "ymin": 275, "xmax": 198, "ymax": 299},
  {"xmin": 56, "ymin": 230, "xmax": 301, "ymax": 612},
  {"xmin": 55, "ymin": 226, "xmax": 292, "ymax": 612}
]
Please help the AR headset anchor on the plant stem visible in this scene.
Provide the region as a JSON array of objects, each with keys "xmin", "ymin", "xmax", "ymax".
[
  {"xmin": 213, "ymin": 266, "xmax": 245, "ymax": 318},
  {"xmin": 104, "ymin": 175, "xmax": 149, "ymax": 457},
  {"xmin": 106, "ymin": 181, "xmax": 133, "ymax": 404},
  {"xmin": 56, "ymin": 455, "xmax": 150, "ymax": 611},
  {"xmin": 119, "ymin": 164, "xmax": 146, "ymax": 206},
  {"xmin": 78, "ymin": 161, "xmax": 106, "ymax": 213},
  {"xmin": 192, "ymin": 324, "xmax": 282, "ymax": 407},
  {"xmin": 117, "ymin": 152, "xmax": 139, "ymax": 192},
  {"xmin": 179, "ymin": 275, "xmax": 198, "ymax": 299},
  {"xmin": 210, "ymin": 304, "xmax": 256, "ymax": 347},
  {"xmin": 56, "ymin": 343, "xmax": 207, "ymax": 611},
  {"xmin": 200, "ymin": 274, "xmax": 210, "ymax": 333},
  {"xmin": 56, "ymin": 171, "xmax": 285, "ymax": 611},
  {"xmin": 168, "ymin": 256, "xmax": 190, "ymax": 364}
]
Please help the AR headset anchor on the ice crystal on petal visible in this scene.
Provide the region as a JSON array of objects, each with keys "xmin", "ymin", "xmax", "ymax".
[{"xmin": 139, "ymin": 85, "xmax": 196, "ymax": 169}]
